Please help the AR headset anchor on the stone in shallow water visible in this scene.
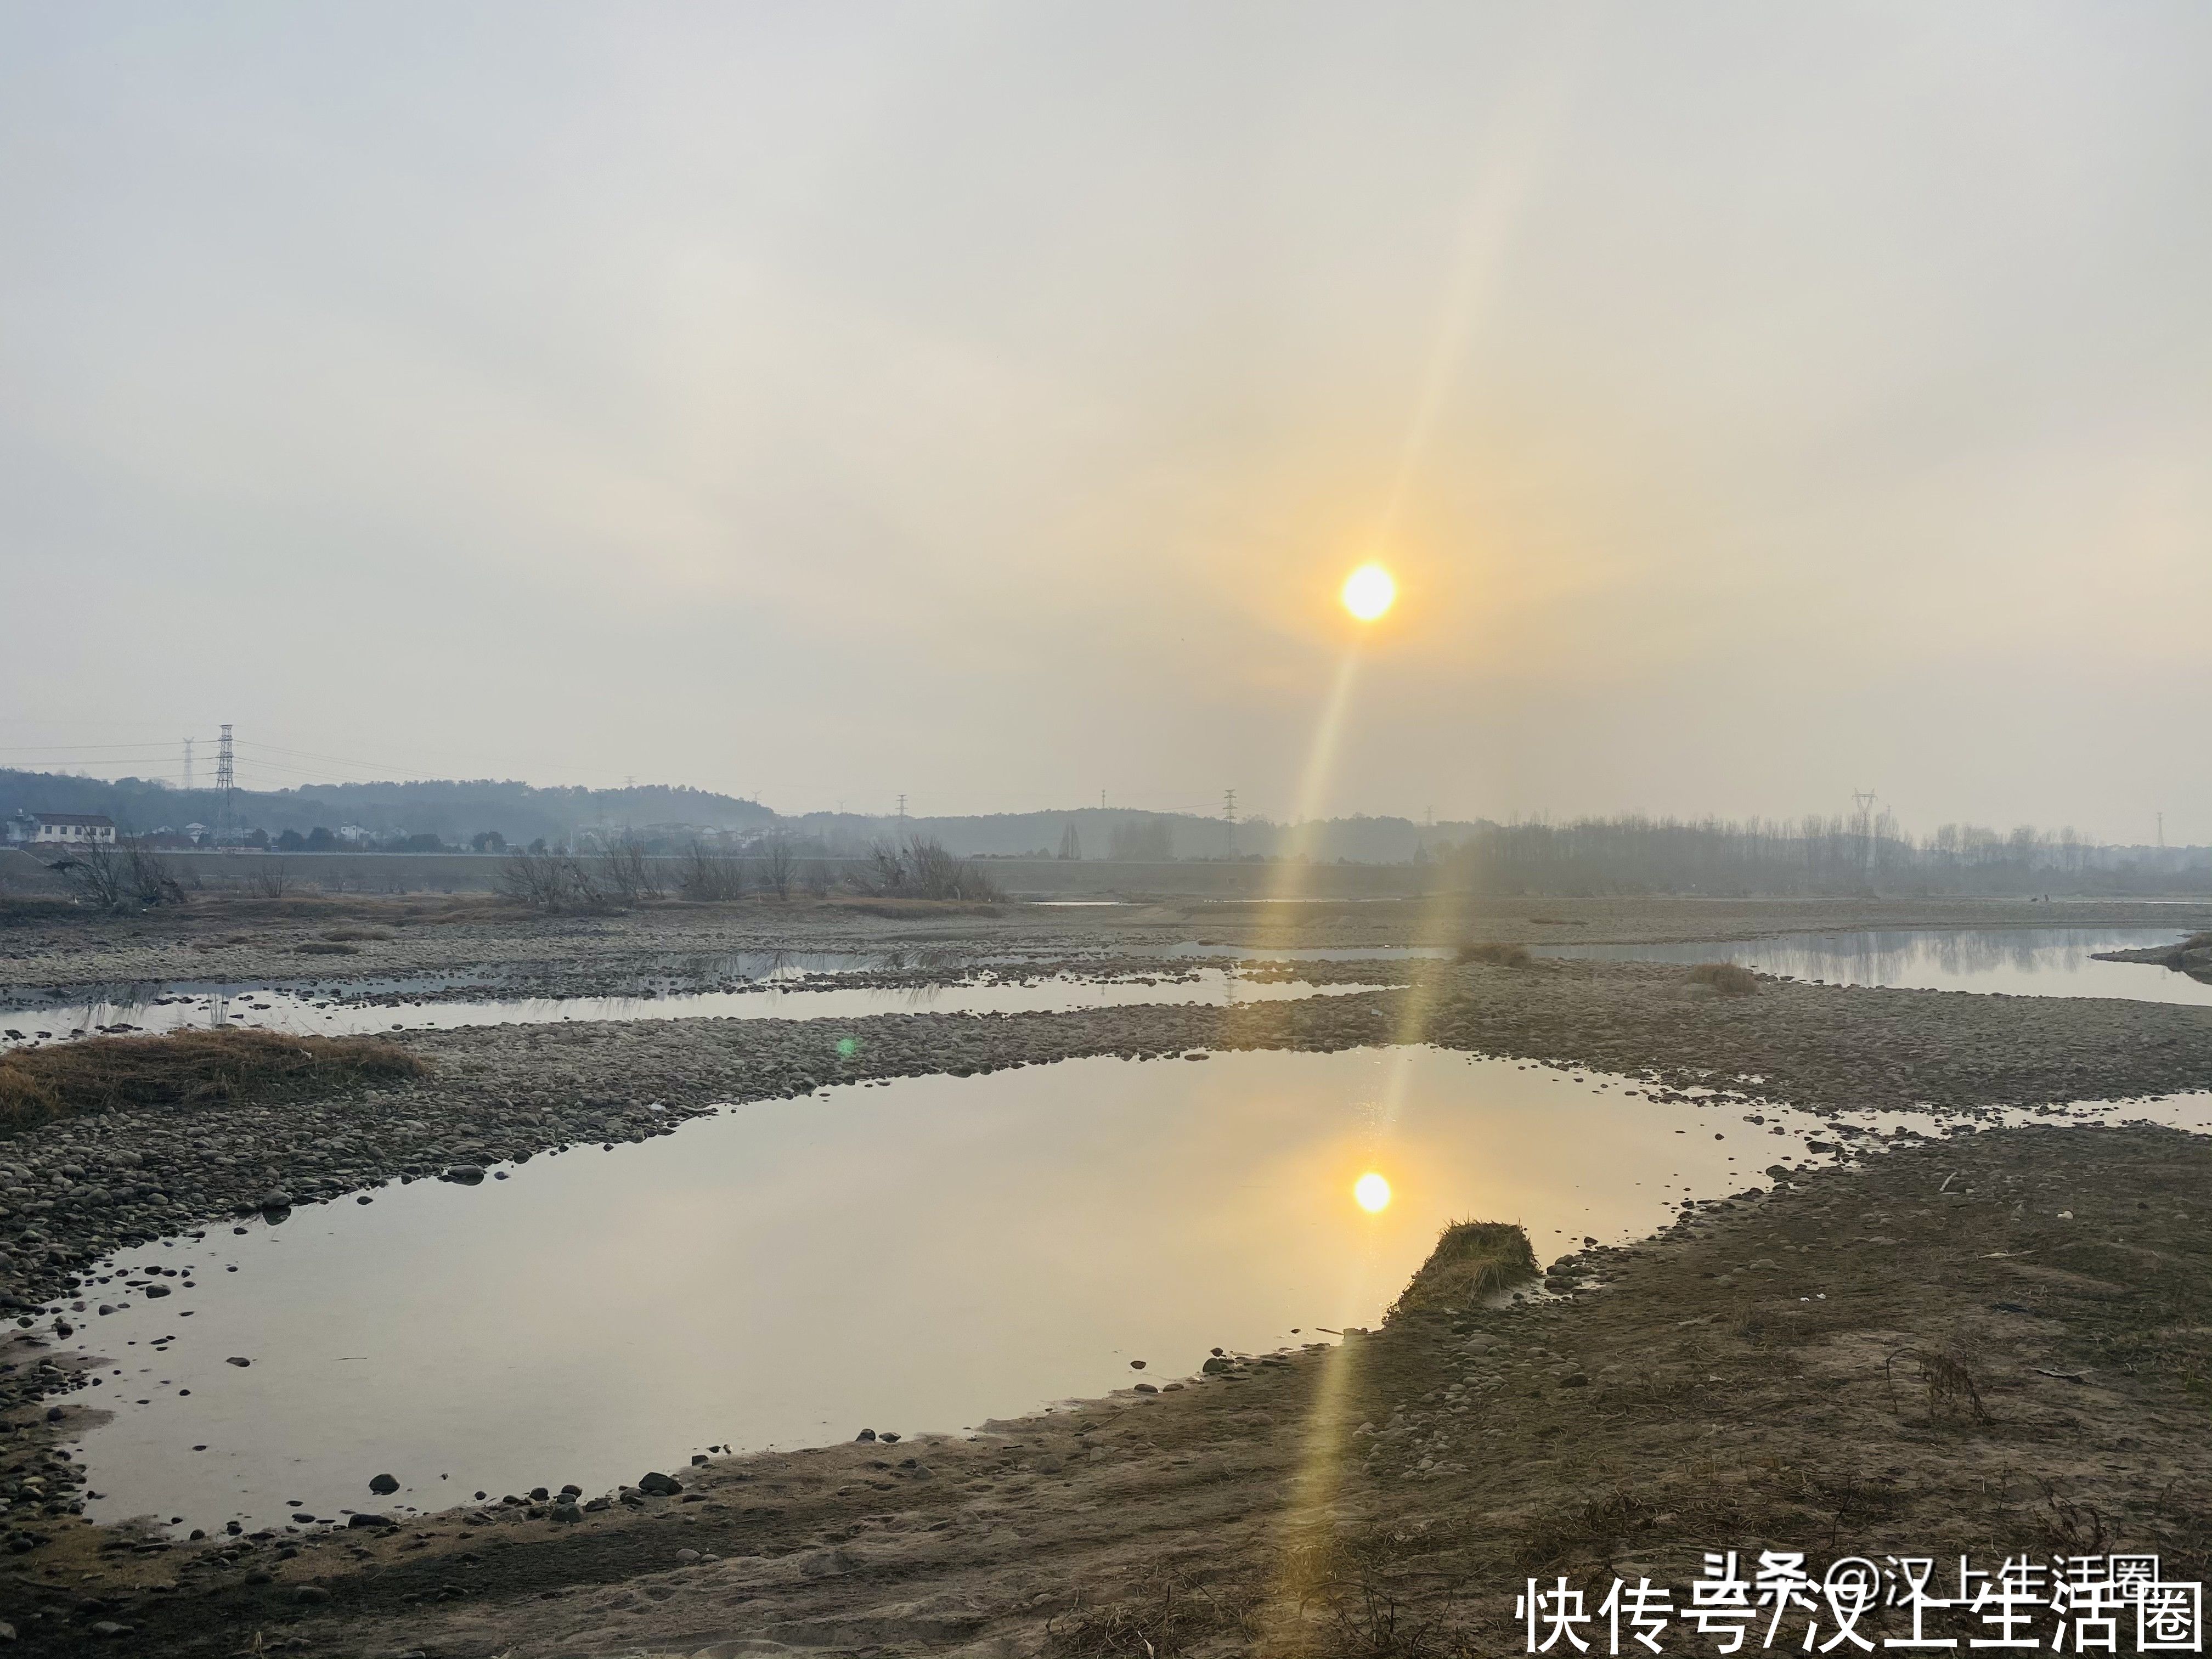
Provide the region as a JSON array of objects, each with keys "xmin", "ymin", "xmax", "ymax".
[{"xmin": 369, "ymin": 1472, "xmax": 399, "ymax": 1495}]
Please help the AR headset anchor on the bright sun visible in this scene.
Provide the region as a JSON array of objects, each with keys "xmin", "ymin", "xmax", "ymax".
[
  {"xmin": 1341, "ymin": 563, "xmax": 1397, "ymax": 622},
  {"xmin": 1353, "ymin": 1171, "xmax": 1392, "ymax": 1213}
]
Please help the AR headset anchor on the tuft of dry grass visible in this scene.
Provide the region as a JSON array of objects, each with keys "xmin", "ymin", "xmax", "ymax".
[
  {"xmin": 1688, "ymin": 961, "xmax": 1759, "ymax": 995},
  {"xmin": 1455, "ymin": 942, "xmax": 1532, "ymax": 968},
  {"xmin": 0, "ymin": 1029, "xmax": 428, "ymax": 1133},
  {"xmin": 1047, "ymin": 1563, "xmax": 1259, "ymax": 1658},
  {"xmin": 1885, "ymin": 1344, "xmax": 1993, "ymax": 1425},
  {"xmin": 1391, "ymin": 1220, "xmax": 1539, "ymax": 1317}
]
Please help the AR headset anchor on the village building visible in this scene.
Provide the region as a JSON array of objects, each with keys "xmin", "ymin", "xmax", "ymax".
[{"xmin": 3, "ymin": 811, "xmax": 120, "ymax": 846}]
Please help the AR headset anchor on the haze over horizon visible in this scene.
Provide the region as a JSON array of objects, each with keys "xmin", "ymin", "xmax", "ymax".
[{"xmin": 5, "ymin": 4, "xmax": 2208, "ymax": 843}]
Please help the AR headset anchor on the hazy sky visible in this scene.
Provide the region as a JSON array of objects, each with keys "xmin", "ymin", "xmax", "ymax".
[{"xmin": 4, "ymin": 3, "xmax": 2207, "ymax": 840}]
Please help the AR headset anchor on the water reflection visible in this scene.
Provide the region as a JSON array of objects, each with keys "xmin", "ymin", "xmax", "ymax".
[
  {"xmin": 0, "ymin": 969, "xmax": 1372, "ymax": 1049},
  {"xmin": 1539, "ymin": 927, "xmax": 2212, "ymax": 1006},
  {"xmin": 64, "ymin": 1046, "xmax": 1847, "ymax": 1533}
]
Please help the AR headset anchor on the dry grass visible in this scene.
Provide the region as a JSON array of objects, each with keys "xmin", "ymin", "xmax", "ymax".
[
  {"xmin": 1884, "ymin": 1344, "xmax": 1993, "ymax": 1425},
  {"xmin": 1455, "ymin": 942, "xmax": 1532, "ymax": 968},
  {"xmin": 0, "ymin": 1029, "xmax": 428, "ymax": 1133},
  {"xmin": 1047, "ymin": 1563, "xmax": 1259, "ymax": 1658},
  {"xmin": 1688, "ymin": 961, "xmax": 1759, "ymax": 995},
  {"xmin": 1390, "ymin": 1220, "xmax": 1539, "ymax": 1317}
]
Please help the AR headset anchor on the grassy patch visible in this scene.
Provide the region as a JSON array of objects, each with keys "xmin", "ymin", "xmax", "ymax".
[
  {"xmin": 1391, "ymin": 1220, "xmax": 1539, "ymax": 1316},
  {"xmin": 1688, "ymin": 961, "xmax": 1759, "ymax": 995},
  {"xmin": 0, "ymin": 1029, "xmax": 427, "ymax": 1133},
  {"xmin": 1455, "ymin": 942, "xmax": 1532, "ymax": 968}
]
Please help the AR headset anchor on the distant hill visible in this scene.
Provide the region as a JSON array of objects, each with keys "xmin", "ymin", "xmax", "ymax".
[{"xmin": 0, "ymin": 771, "xmax": 774, "ymax": 848}]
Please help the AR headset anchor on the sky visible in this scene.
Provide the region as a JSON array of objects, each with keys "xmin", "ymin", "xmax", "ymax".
[{"xmin": 3, "ymin": 3, "xmax": 2208, "ymax": 842}]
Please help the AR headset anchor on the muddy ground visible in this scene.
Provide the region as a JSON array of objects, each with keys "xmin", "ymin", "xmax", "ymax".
[{"xmin": 2, "ymin": 896, "xmax": 2210, "ymax": 1652}]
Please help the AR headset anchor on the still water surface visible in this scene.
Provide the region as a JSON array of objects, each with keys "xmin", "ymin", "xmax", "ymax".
[
  {"xmin": 68, "ymin": 1046, "xmax": 1858, "ymax": 1532},
  {"xmin": 0, "ymin": 969, "xmax": 1369, "ymax": 1050},
  {"xmin": 1540, "ymin": 927, "xmax": 2212, "ymax": 1005}
]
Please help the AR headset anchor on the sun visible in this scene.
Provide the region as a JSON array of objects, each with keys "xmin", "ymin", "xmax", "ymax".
[
  {"xmin": 1353, "ymin": 1171, "xmax": 1392, "ymax": 1213},
  {"xmin": 1341, "ymin": 563, "xmax": 1397, "ymax": 622}
]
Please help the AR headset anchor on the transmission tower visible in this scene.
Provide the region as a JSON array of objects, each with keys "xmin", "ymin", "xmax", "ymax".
[
  {"xmin": 895, "ymin": 793, "xmax": 908, "ymax": 839},
  {"xmin": 216, "ymin": 724, "xmax": 236, "ymax": 842},
  {"xmin": 183, "ymin": 737, "xmax": 195, "ymax": 792},
  {"xmin": 1223, "ymin": 788, "xmax": 1238, "ymax": 858}
]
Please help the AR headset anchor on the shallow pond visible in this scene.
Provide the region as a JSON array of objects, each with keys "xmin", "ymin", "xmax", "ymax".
[
  {"xmin": 1539, "ymin": 927, "xmax": 2212, "ymax": 1005},
  {"xmin": 0, "ymin": 969, "xmax": 1370, "ymax": 1049},
  {"xmin": 58, "ymin": 1045, "xmax": 1888, "ymax": 1534}
]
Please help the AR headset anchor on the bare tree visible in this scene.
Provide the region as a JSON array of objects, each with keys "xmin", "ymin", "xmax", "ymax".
[
  {"xmin": 598, "ymin": 838, "xmax": 661, "ymax": 906},
  {"xmin": 245, "ymin": 859, "xmax": 292, "ymax": 900},
  {"xmin": 126, "ymin": 843, "xmax": 186, "ymax": 906},
  {"xmin": 758, "ymin": 838, "xmax": 798, "ymax": 901},
  {"xmin": 500, "ymin": 848, "xmax": 601, "ymax": 912},
  {"xmin": 55, "ymin": 838, "xmax": 129, "ymax": 908},
  {"xmin": 679, "ymin": 840, "xmax": 745, "ymax": 902},
  {"xmin": 850, "ymin": 837, "xmax": 1002, "ymax": 901}
]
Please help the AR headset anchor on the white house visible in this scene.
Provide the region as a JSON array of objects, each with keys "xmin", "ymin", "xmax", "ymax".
[{"xmin": 13, "ymin": 812, "xmax": 120, "ymax": 846}]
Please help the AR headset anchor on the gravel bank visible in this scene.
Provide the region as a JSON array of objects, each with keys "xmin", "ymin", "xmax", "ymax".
[
  {"xmin": 8, "ymin": 893, "xmax": 2207, "ymax": 1000},
  {"xmin": 8, "ymin": 1121, "xmax": 2205, "ymax": 1656},
  {"xmin": 3, "ymin": 944, "xmax": 2208, "ymax": 1571}
]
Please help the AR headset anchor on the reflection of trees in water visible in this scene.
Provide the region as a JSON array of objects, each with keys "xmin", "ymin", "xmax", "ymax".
[{"xmin": 1742, "ymin": 930, "xmax": 2157, "ymax": 985}]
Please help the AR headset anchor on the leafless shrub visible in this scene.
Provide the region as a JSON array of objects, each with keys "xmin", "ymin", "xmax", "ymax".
[
  {"xmin": 758, "ymin": 838, "xmax": 798, "ymax": 901},
  {"xmin": 1288, "ymin": 1530, "xmax": 1483, "ymax": 1657},
  {"xmin": 598, "ymin": 839, "xmax": 661, "ymax": 905},
  {"xmin": 54, "ymin": 838, "xmax": 129, "ymax": 909},
  {"xmin": 499, "ymin": 848, "xmax": 602, "ymax": 912},
  {"xmin": 245, "ymin": 859, "xmax": 292, "ymax": 901},
  {"xmin": 850, "ymin": 837, "xmax": 1003, "ymax": 902},
  {"xmin": 680, "ymin": 841, "xmax": 746, "ymax": 902},
  {"xmin": 126, "ymin": 843, "xmax": 185, "ymax": 906}
]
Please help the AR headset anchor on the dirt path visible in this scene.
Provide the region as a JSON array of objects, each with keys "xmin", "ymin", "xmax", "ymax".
[{"xmin": 9, "ymin": 1122, "xmax": 2205, "ymax": 1655}]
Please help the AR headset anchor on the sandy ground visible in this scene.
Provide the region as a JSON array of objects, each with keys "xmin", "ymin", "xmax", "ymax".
[{"xmin": 4, "ymin": 896, "xmax": 2211, "ymax": 1652}]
